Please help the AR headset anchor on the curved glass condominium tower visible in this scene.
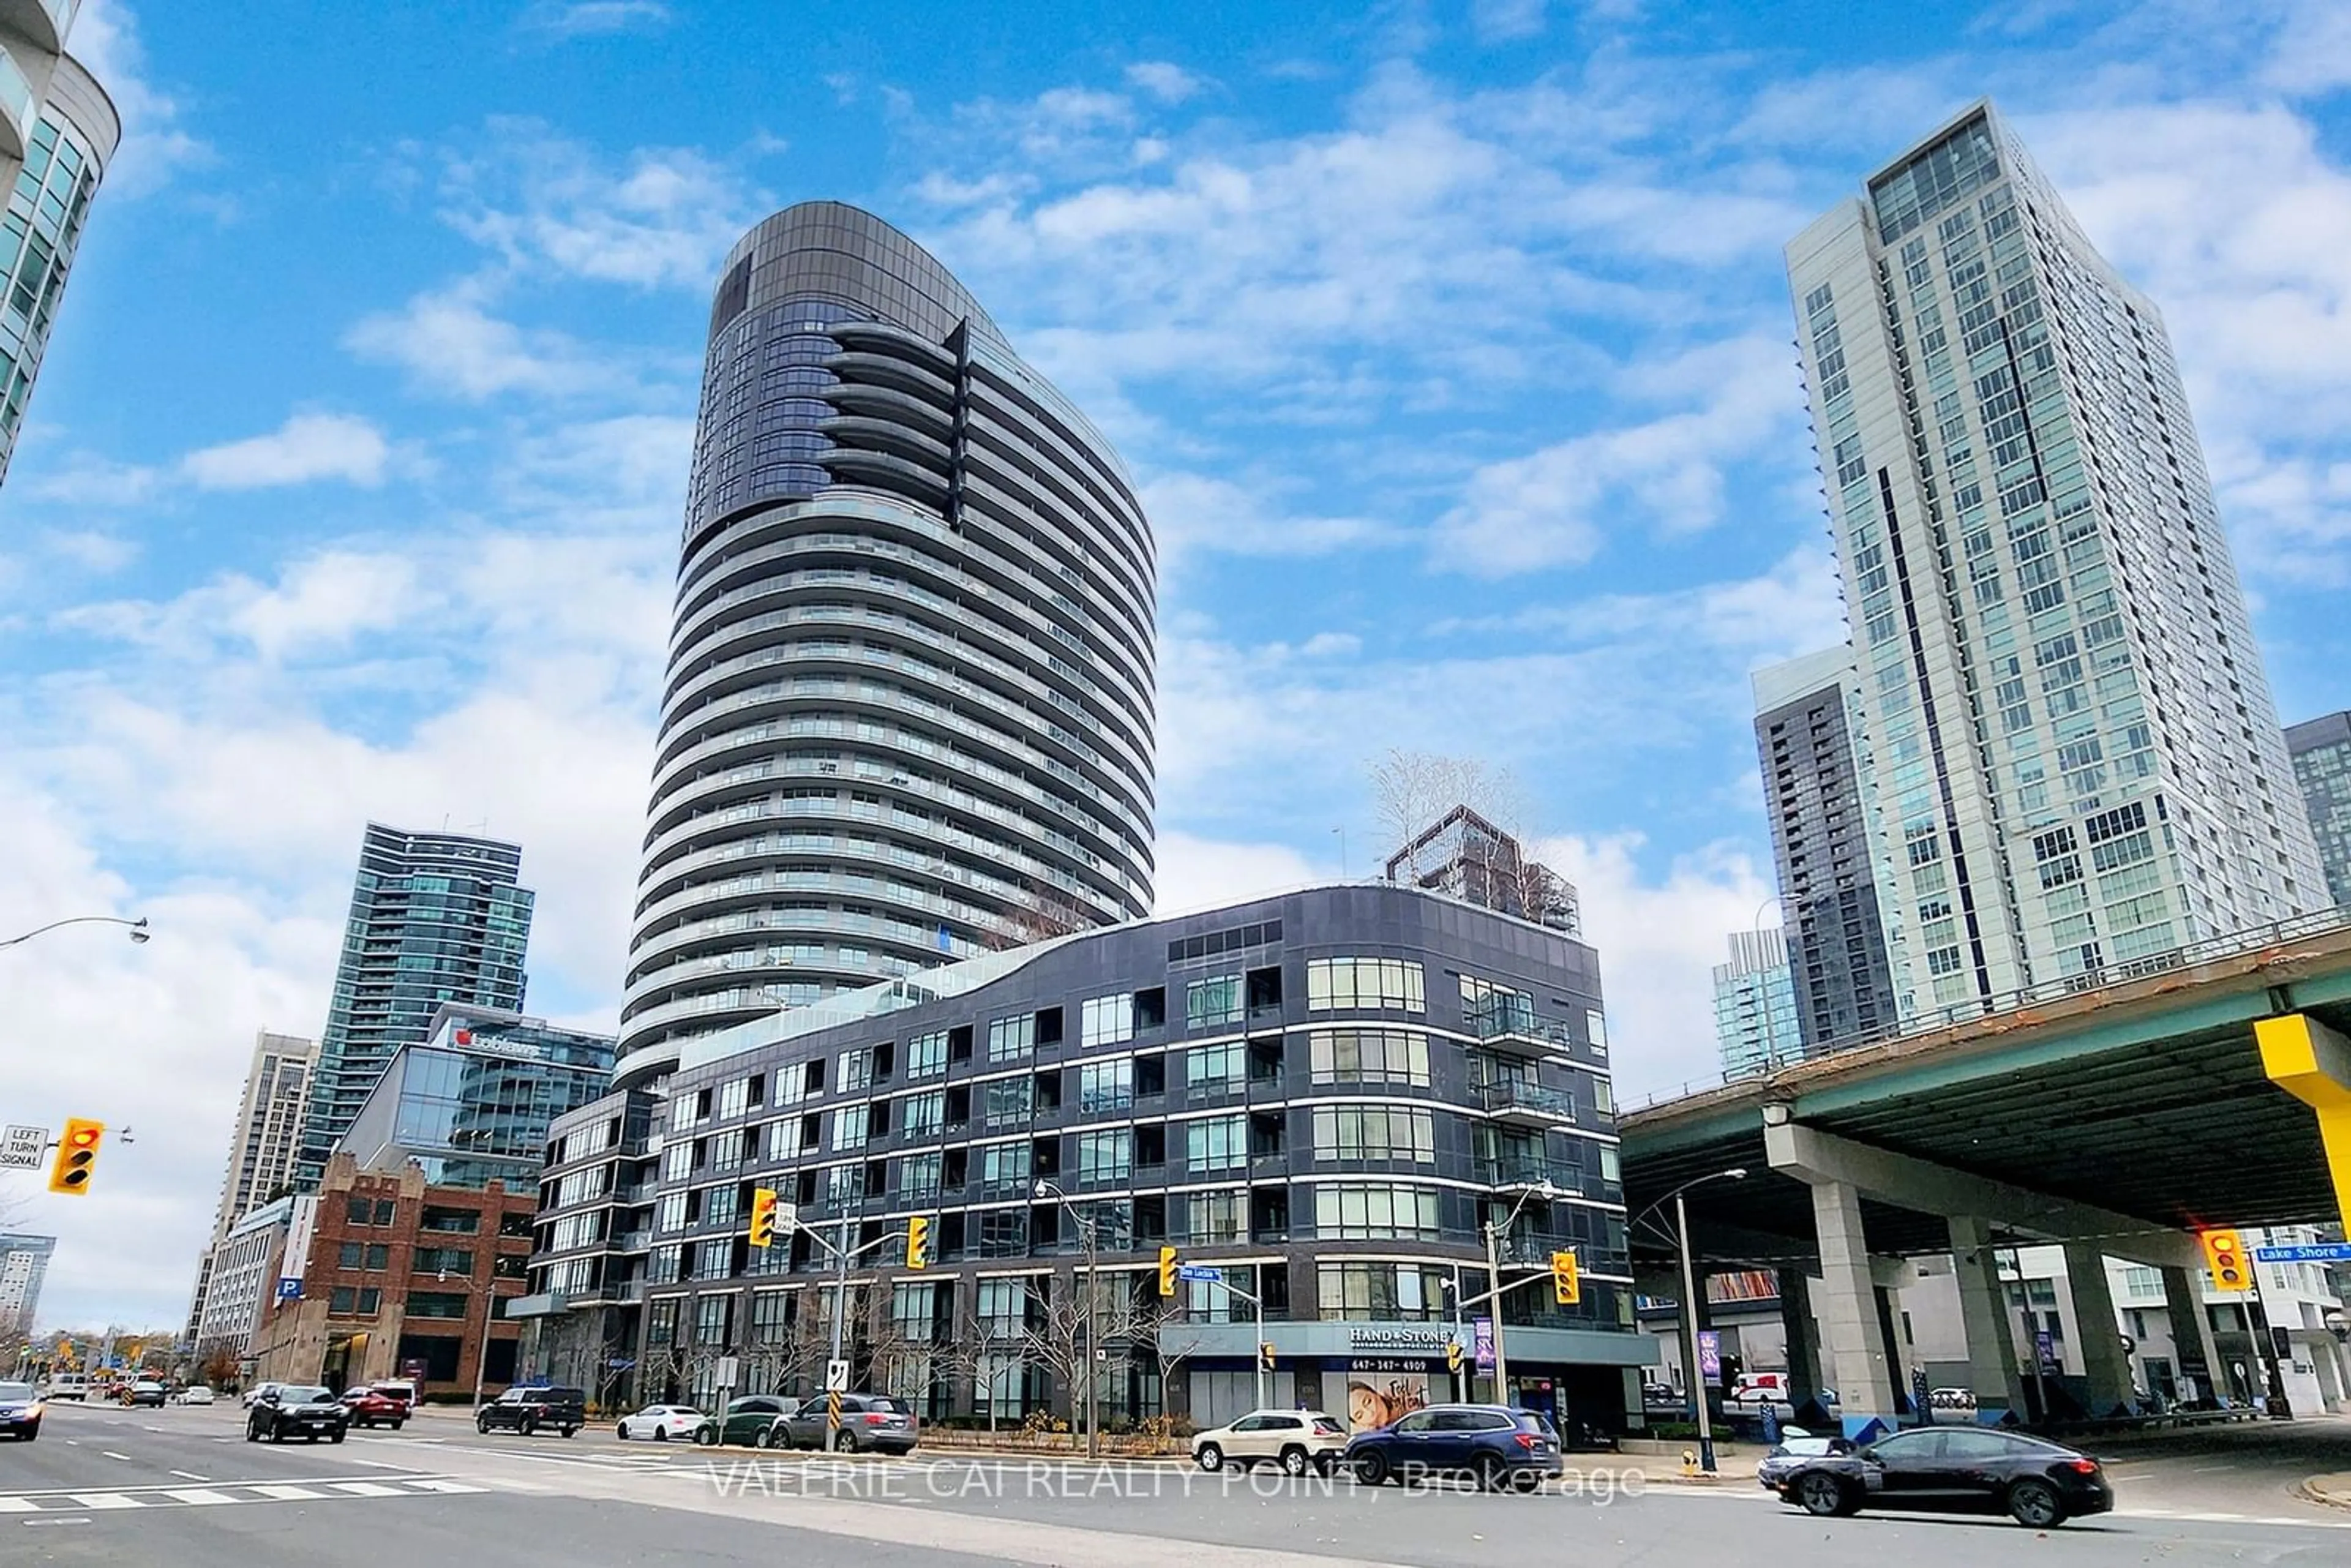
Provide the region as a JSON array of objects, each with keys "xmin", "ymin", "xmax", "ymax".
[{"xmin": 618, "ymin": 203, "xmax": 1158, "ymax": 1078}]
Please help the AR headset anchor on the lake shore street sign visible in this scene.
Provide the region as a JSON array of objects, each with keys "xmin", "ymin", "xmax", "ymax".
[{"xmin": 2252, "ymin": 1242, "xmax": 2351, "ymax": 1264}]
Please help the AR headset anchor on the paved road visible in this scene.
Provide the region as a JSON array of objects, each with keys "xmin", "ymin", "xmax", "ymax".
[{"xmin": 9, "ymin": 1401, "xmax": 2351, "ymax": 1566}]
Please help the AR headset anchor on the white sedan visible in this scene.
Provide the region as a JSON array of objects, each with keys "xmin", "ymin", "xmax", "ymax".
[
  {"xmin": 1191, "ymin": 1410, "xmax": 1351, "ymax": 1475},
  {"xmin": 178, "ymin": 1386, "xmax": 216, "ymax": 1406},
  {"xmin": 617, "ymin": 1404, "xmax": 703, "ymax": 1442}
]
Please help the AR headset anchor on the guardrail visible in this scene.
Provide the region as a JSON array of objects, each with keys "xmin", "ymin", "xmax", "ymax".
[{"xmin": 1625, "ymin": 905, "xmax": 2351, "ymax": 1114}]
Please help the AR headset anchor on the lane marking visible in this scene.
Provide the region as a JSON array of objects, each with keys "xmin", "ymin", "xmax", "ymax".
[
  {"xmin": 168, "ymin": 1471, "xmax": 209, "ymax": 1482},
  {"xmin": 348, "ymin": 1457, "xmax": 430, "ymax": 1472},
  {"xmin": 100, "ymin": 1451, "xmax": 133, "ymax": 1461}
]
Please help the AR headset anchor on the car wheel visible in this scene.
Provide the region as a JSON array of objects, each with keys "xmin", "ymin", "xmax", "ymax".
[
  {"xmin": 478, "ymin": 1416, "xmax": 492, "ymax": 1434},
  {"xmin": 755, "ymin": 1425, "xmax": 776, "ymax": 1450},
  {"xmin": 1473, "ymin": 1457, "xmax": 1507, "ymax": 1493},
  {"xmin": 331, "ymin": 1431, "xmax": 346, "ymax": 1445},
  {"xmin": 246, "ymin": 1425, "xmax": 260, "ymax": 1443},
  {"xmin": 2007, "ymin": 1479, "xmax": 2066, "ymax": 1528},
  {"xmin": 1794, "ymin": 1472, "xmax": 1853, "ymax": 1518},
  {"xmin": 561, "ymin": 1427, "xmax": 576, "ymax": 1439},
  {"xmin": 833, "ymin": 1430, "xmax": 857, "ymax": 1454},
  {"xmin": 1353, "ymin": 1454, "xmax": 1389, "ymax": 1487},
  {"xmin": 1314, "ymin": 1452, "xmax": 1336, "ymax": 1477},
  {"xmin": 520, "ymin": 1416, "xmax": 538, "ymax": 1437},
  {"xmin": 1280, "ymin": 1446, "xmax": 1310, "ymax": 1477},
  {"xmin": 651, "ymin": 1425, "xmax": 668, "ymax": 1442},
  {"xmin": 1194, "ymin": 1442, "xmax": 1224, "ymax": 1472},
  {"xmin": 695, "ymin": 1426, "xmax": 718, "ymax": 1447},
  {"xmin": 618, "ymin": 1424, "xmax": 631, "ymax": 1441},
  {"xmin": 1509, "ymin": 1470, "xmax": 1542, "ymax": 1495},
  {"xmin": 392, "ymin": 1419, "xmax": 404, "ymax": 1430}
]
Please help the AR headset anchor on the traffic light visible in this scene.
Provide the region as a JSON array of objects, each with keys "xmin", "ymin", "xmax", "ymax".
[
  {"xmin": 906, "ymin": 1215, "xmax": 932, "ymax": 1270},
  {"xmin": 748, "ymin": 1187, "xmax": 779, "ymax": 1250},
  {"xmin": 1158, "ymin": 1245, "xmax": 1179, "ymax": 1297},
  {"xmin": 1258, "ymin": 1342, "xmax": 1276, "ymax": 1371},
  {"xmin": 1551, "ymin": 1248, "xmax": 1581, "ymax": 1306},
  {"xmin": 1446, "ymin": 1340, "xmax": 1464, "ymax": 1375},
  {"xmin": 2200, "ymin": 1228, "xmax": 2252, "ymax": 1292},
  {"xmin": 48, "ymin": 1119, "xmax": 103, "ymax": 1196}
]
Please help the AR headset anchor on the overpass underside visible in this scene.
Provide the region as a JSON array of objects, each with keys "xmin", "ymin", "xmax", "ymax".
[{"xmin": 1622, "ymin": 918, "xmax": 2351, "ymax": 1425}]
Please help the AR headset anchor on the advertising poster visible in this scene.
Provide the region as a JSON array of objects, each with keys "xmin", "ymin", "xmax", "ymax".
[{"xmin": 1346, "ymin": 1361, "xmax": 1431, "ymax": 1433}]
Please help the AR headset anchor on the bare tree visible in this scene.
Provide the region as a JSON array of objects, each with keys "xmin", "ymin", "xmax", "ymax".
[
  {"xmin": 1017, "ymin": 1277, "xmax": 1090, "ymax": 1435},
  {"xmin": 1370, "ymin": 748, "xmax": 1461, "ymax": 883},
  {"xmin": 987, "ymin": 877, "xmax": 1095, "ymax": 951},
  {"xmin": 1130, "ymin": 1296, "xmax": 1207, "ymax": 1426},
  {"xmin": 742, "ymin": 1302, "xmax": 831, "ymax": 1400},
  {"xmin": 197, "ymin": 1340, "xmax": 241, "ymax": 1392},
  {"xmin": 933, "ymin": 1297, "xmax": 1016, "ymax": 1435}
]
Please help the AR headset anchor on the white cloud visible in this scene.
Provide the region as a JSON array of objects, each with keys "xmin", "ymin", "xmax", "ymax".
[
  {"xmin": 2262, "ymin": 0, "xmax": 2351, "ymax": 96},
  {"xmin": 179, "ymin": 414, "xmax": 391, "ymax": 491},
  {"xmin": 64, "ymin": 0, "xmax": 214, "ymax": 197},
  {"xmin": 1152, "ymin": 830, "xmax": 1324, "ymax": 915},
  {"xmin": 1472, "ymin": 0, "xmax": 1551, "ymax": 42},
  {"xmin": 39, "ymin": 530, "xmax": 140, "ymax": 573},
  {"xmin": 1433, "ymin": 334, "xmax": 1797, "ymax": 573},
  {"xmin": 1138, "ymin": 470, "xmax": 1400, "ymax": 568},
  {"xmin": 1125, "ymin": 62, "xmax": 1204, "ymax": 104},
  {"xmin": 344, "ymin": 284, "xmax": 617, "ymax": 400},
  {"xmin": 519, "ymin": 1, "xmax": 672, "ymax": 39}
]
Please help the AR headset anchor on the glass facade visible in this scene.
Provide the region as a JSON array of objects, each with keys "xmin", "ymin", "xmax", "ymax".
[
  {"xmin": 298, "ymin": 825, "xmax": 536, "ymax": 1186},
  {"xmin": 1711, "ymin": 928, "xmax": 1801, "ymax": 1079},
  {"xmin": 335, "ymin": 1007, "xmax": 614, "ymax": 1189},
  {"xmin": 2285, "ymin": 712, "xmax": 2351, "ymax": 910},
  {"xmin": 0, "ymin": 40, "xmax": 113, "ymax": 489},
  {"xmin": 619, "ymin": 202, "xmax": 1158, "ymax": 1073},
  {"xmin": 1787, "ymin": 103, "xmax": 2327, "ymax": 1015}
]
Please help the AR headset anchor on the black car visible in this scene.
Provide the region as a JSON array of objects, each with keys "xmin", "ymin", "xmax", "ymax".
[
  {"xmin": 1772, "ymin": 1426, "xmax": 2114, "ymax": 1527},
  {"xmin": 247, "ymin": 1386, "xmax": 350, "ymax": 1444},
  {"xmin": 0, "ymin": 1381, "xmax": 42, "ymax": 1440},
  {"xmin": 1344, "ymin": 1404, "xmax": 1564, "ymax": 1492},
  {"xmin": 476, "ymin": 1384, "xmax": 586, "ymax": 1438}
]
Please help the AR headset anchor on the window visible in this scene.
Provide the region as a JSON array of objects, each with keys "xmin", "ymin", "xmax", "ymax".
[
  {"xmin": 1187, "ymin": 1115, "xmax": 1246, "ymax": 1172},
  {"xmin": 823, "ymin": 1163, "xmax": 861, "ymax": 1204},
  {"xmin": 718, "ymin": 1078, "xmax": 751, "ymax": 1120},
  {"xmin": 1081, "ymin": 994, "xmax": 1134, "ymax": 1048},
  {"xmin": 1318, "ymin": 1261, "xmax": 1450, "ymax": 1321},
  {"xmin": 415, "ymin": 1247, "xmax": 472, "ymax": 1278},
  {"xmin": 1307, "ymin": 1029, "xmax": 1431, "ymax": 1087},
  {"xmin": 1457, "ymin": 973, "xmax": 1532, "ymax": 1032},
  {"xmin": 647, "ymin": 1297, "xmax": 681, "ymax": 1346},
  {"xmin": 373, "ymin": 1199, "xmax": 396, "ymax": 1226},
  {"xmin": 1311, "ymin": 1106, "xmax": 1435, "ymax": 1163},
  {"xmin": 1186, "ymin": 1040, "xmax": 1244, "ymax": 1089},
  {"xmin": 553, "ymin": 1167, "xmax": 607, "ymax": 1207},
  {"xmin": 977, "ymin": 1209, "xmax": 1029, "ymax": 1257},
  {"xmin": 988, "ymin": 1015, "xmax": 1036, "ymax": 1063},
  {"xmin": 405, "ymin": 1291, "xmax": 469, "ymax": 1320},
  {"xmin": 710, "ymin": 1128, "xmax": 748, "ymax": 1168},
  {"xmin": 833, "ymin": 1105, "xmax": 870, "ymax": 1150},
  {"xmin": 702, "ymin": 1185, "xmax": 741, "ymax": 1227},
  {"xmin": 358, "ymin": 1288, "xmax": 380, "ymax": 1316},
  {"xmin": 984, "ymin": 1076, "xmax": 1033, "ymax": 1127},
  {"xmin": 1188, "ymin": 1191, "xmax": 1243, "ymax": 1244},
  {"xmin": 768, "ymin": 1119, "xmax": 806, "ymax": 1161},
  {"xmin": 901, "ymin": 1089, "xmax": 945, "ymax": 1140},
  {"xmin": 838, "ymin": 1049, "xmax": 877, "ymax": 1092},
  {"xmin": 694, "ymin": 1293, "xmax": 733, "ymax": 1346},
  {"xmin": 693, "ymin": 1239, "xmax": 732, "ymax": 1280},
  {"xmin": 749, "ymin": 1290, "xmax": 791, "ymax": 1341},
  {"xmin": 979, "ymin": 1142, "xmax": 1027, "ymax": 1193},
  {"xmin": 345, "ymin": 1196, "xmax": 371, "ymax": 1225},
  {"xmin": 1185, "ymin": 975, "xmax": 1242, "ymax": 1029},
  {"xmin": 330, "ymin": 1286, "xmax": 357, "ymax": 1315},
  {"xmin": 1078, "ymin": 1059, "xmax": 1133, "ymax": 1114},
  {"xmin": 661, "ymin": 1141, "xmax": 693, "ymax": 1182},
  {"xmin": 658, "ymin": 1192, "xmax": 689, "ymax": 1232},
  {"xmin": 1313, "ymin": 1184, "xmax": 1442, "ymax": 1239},
  {"xmin": 1076, "ymin": 1130, "xmax": 1131, "ymax": 1184},
  {"xmin": 1307, "ymin": 958, "xmax": 1425, "ymax": 1013},
  {"xmin": 339, "ymin": 1241, "xmax": 362, "ymax": 1269},
  {"xmin": 899, "ymin": 1151, "xmax": 943, "ymax": 1202},
  {"xmin": 648, "ymin": 1245, "xmax": 683, "ymax": 1285},
  {"xmin": 906, "ymin": 1030, "xmax": 948, "ymax": 1081}
]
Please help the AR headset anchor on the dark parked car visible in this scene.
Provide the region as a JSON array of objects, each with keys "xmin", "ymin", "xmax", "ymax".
[
  {"xmin": 247, "ymin": 1386, "xmax": 350, "ymax": 1444},
  {"xmin": 0, "ymin": 1381, "xmax": 42, "ymax": 1441},
  {"xmin": 476, "ymin": 1385, "xmax": 586, "ymax": 1438},
  {"xmin": 1345, "ymin": 1405, "xmax": 1564, "ymax": 1492},
  {"xmin": 1755, "ymin": 1432, "xmax": 1851, "ymax": 1488},
  {"xmin": 340, "ymin": 1385, "xmax": 411, "ymax": 1429},
  {"xmin": 778, "ymin": 1393, "xmax": 920, "ymax": 1454},
  {"xmin": 1772, "ymin": 1426, "xmax": 2115, "ymax": 1527},
  {"xmin": 694, "ymin": 1394, "xmax": 795, "ymax": 1448},
  {"xmin": 123, "ymin": 1381, "xmax": 167, "ymax": 1408}
]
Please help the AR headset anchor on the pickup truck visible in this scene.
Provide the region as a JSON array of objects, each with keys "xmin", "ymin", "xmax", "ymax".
[{"xmin": 474, "ymin": 1384, "xmax": 585, "ymax": 1438}]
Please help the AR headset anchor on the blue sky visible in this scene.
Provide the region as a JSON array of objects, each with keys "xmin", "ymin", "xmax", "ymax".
[{"xmin": 4, "ymin": 0, "xmax": 2349, "ymax": 1330}]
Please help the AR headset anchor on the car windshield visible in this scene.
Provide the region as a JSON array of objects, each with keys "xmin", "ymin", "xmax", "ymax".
[
  {"xmin": 1777, "ymin": 1438, "xmax": 1837, "ymax": 1457},
  {"xmin": 868, "ymin": 1396, "xmax": 912, "ymax": 1414},
  {"xmin": 282, "ymin": 1387, "xmax": 332, "ymax": 1403},
  {"xmin": 1311, "ymin": 1416, "xmax": 1346, "ymax": 1435}
]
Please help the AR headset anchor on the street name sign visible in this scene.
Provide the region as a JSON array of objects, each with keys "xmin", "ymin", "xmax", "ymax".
[
  {"xmin": 2251, "ymin": 1242, "xmax": 2351, "ymax": 1264},
  {"xmin": 1176, "ymin": 1264, "xmax": 1222, "ymax": 1283}
]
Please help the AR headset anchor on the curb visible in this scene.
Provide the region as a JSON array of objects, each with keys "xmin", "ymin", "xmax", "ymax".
[{"xmin": 2297, "ymin": 1476, "xmax": 2351, "ymax": 1513}]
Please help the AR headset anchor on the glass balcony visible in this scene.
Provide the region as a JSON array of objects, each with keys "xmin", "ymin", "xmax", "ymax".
[
  {"xmin": 1468, "ymin": 1013, "xmax": 1577, "ymax": 1056},
  {"xmin": 0, "ymin": 45, "xmax": 29, "ymax": 161},
  {"xmin": 1478, "ymin": 1156, "xmax": 1570, "ymax": 1190},
  {"xmin": 1478, "ymin": 1081, "xmax": 1578, "ymax": 1124}
]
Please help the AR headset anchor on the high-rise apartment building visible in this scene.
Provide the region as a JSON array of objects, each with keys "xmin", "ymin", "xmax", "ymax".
[
  {"xmin": 1753, "ymin": 647, "xmax": 1905, "ymax": 1049},
  {"xmin": 618, "ymin": 202, "xmax": 1158, "ymax": 1079},
  {"xmin": 1712, "ymin": 928, "xmax": 1801, "ymax": 1080},
  {"xmin": 296, "ymin": 825, "xmax": 533, "ymax": 1187},
  {"xmin": 1786, "ymin": 102, "xmax": 2325, "ymax": 1015},
  {"xmin": 186, "ymin": 1032, "xmax": 317, "ymax": 1343},
  {"xmin": 0, "ymin": 1232, "xmax": 55, "ymax": 1335},
  {"xmin": 2285, "ymin": 712, "xmax": 2351, "ymax": 910},
  {"xmin": 0, "ymin": 7, "xmax": 114, "ymax": 487}
]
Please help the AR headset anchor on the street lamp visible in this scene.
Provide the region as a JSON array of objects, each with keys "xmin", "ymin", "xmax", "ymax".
[
  {"xmin": 1629, "ymin": 1167, "xmax": 1748, "ymax": 1475},
  {"xmin": 1035, "ymin": 1178, "xmax": 1104, "ymax": 1457},
  {"xmin": 1, "ymin": 915, "xmax": 149, "ymax": 948},
  {"xmin": 1482, "ymin": 1178, "xmax": 1561, "ymax": 1406}
]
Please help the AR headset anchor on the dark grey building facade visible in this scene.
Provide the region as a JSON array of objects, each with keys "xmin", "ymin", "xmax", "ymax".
[
  {"xmin": 297, "ymin": 825, "xmax": 535, "ymax": 1187},
  {"xmin": 512, "ymin": 1085, "xmax": 663, "ymax": 1409},
  {"xmin": 620, "ymin": 202, "xmax": 1158, "ymax": 1078},
  {"xmin": 612, "ymin": 883, "xmax": 1646, "ymax": 1436},
  {"xmin": 1753, "ymin": 648, "xmax": 1902, "ymax": 1053},
  {"xmin": 2287, "ymin": 711, "xmax": 2351, "ymax": 911}
]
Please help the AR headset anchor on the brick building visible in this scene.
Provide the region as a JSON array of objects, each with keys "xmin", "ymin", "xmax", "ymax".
[{"xmin": 247, "ymin": 1153, "xmax": 537, "ymax": 1397}]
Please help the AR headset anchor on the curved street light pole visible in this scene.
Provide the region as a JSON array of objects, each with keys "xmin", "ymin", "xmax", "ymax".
[
  {"xmin": 1, "ymin": 915, "xmax": 150, "ymax": 949},
  {"xmin": 1631, "ymin": 1168, "xmax": 1749, "ymax": 1476},
  {"xmin": 1482, "ymin": 1179, "xmax": 1560, "ymax": 1406},
  {"xmin": 1035, "ymin": 1179, "xmax": 1100, "ymax": 1457}
]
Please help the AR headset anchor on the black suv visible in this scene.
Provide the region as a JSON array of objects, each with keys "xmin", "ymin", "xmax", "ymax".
[
  {"xmin": 247, "ymin": 1386, "xmax": 350, "ymax": 1444},
  {"xmin": 475, "ymin": 1384, "xmax": 585, "ymax": 1438}
]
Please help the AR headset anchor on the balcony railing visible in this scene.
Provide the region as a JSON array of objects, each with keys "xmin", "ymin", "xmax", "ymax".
[
  {"xmin": 1468, "ymin": 1013, "xmax": 1577, "ymax": 1055},
  {"xmin": 1477, "ymin": 1081, "xmax": 1578, "ymax": 1121},
  {"xmin": 1479, "ymin": 1157, "xmax": 1572, "ymax": 1190}
]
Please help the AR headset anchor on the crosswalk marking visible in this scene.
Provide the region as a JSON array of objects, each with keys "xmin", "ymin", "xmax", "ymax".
[
  {"xmin": 162, "ymin": 1489, "xmax": 235, "ymax": 1506},
  {"xmin": 407, "ymin": 1479, "xmax": 489, "ymax": 1495},
  {"xmin": 67, "ymin": 1495, "xmax": 140, "ymax": 1510},
  {"xmin": 324, "ymin": 1481, "xmax": 402, "ymax": 1497},
  {"xmin": 0, "ymin": 1475, "xmax": 514, "ymax": 1517},
  {"xmin": 0, "ymin": 1498, "xmax": 38, "ymax": 1513},
  {"xmin": 247, "ymin": 1485, "xmax": 325, "ymax": 1501}
]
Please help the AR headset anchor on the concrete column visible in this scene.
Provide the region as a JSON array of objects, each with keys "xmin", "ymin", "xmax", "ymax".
[
  {"xmin": 1810, "ymin": 1179, "xmax": 1897, "ymax": 1418},
  {"xmin": 2158, "ymin": 1266, "xmax": 2222, "ymax": 1406},
  {"xmin": 2257, "ymin": 1015, "xmax": 2351, "ymax": 1234},
  {"xmin": 2061, "ymin": 1244, "xmax": 2134, "ymax": 1413},
  {"xmin": 1949, "ymin": 1216, "xmax": 2028, "ymax": 1415},
  {"xmin": 1779, "ymin": 1270, "xmax": 1821, "ymax": 1405},
  {"xmin": 2308, "ymin": 1335, "xmax": 2345, "ymax": 1410}
]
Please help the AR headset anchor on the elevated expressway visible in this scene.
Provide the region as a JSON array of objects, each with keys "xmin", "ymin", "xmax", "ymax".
[{"xmin": 1621, "ymin": 910, "xmax": 2351, "ymax": 1420}]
